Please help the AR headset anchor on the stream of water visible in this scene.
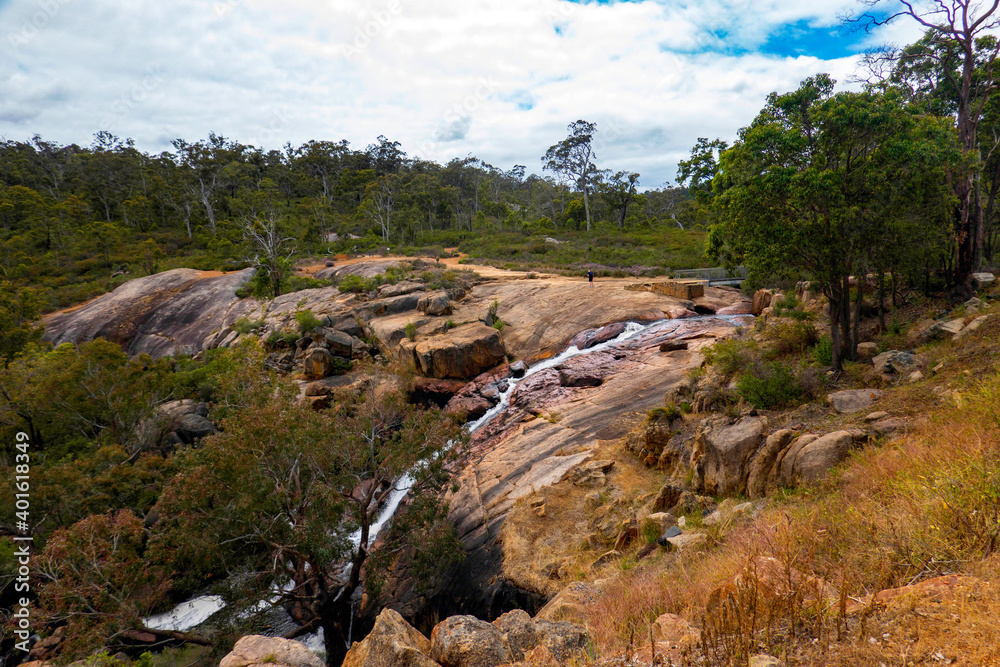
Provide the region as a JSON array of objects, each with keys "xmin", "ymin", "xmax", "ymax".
[{"xmin": 144, "ymin": 315, "xmax": 741, "ymax": 644}]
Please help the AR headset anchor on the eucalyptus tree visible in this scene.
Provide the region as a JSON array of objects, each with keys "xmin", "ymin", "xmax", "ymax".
[
  {"xmin": 542, "ymin": 120, "xmax": 600, "ymax": 231},
  {"xmin": 710, "ymin": 75, "xmax": 958, "ymax": 367},
  {"xmin": 855, "ymin": 0, "xmax": 1000, "ymax": 291},
  {"xmin": 601, "ymin": 171, "xmax": 640, "ymax": 231}
]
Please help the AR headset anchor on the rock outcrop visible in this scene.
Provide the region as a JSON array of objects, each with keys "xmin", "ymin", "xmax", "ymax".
[
  {"xmin": 43, "ymin": 268, "xmax": 255, "ymax": 357},
  {"xmin": 403, "ymin": 324, "xmax": 508, "ymax": 379},
  {"xmin": 219, "ymin": 636, "xmax": 323, "ymax": 667},
  {"xmin": 342, "ymin": 609, "xmax": 438, "ymax": 667}
]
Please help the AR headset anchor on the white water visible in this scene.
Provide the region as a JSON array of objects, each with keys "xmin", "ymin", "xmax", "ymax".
[
  {"xmin": 467, "ymin": 320, "xmax": 647, "ymax": 434},
  {"xmin": 143, "ymin": 595, "xmax": 225, "ymax": 632},
  {"xmin": 146, "ymin": 316, "xmax": 739, "ymax": 643}
]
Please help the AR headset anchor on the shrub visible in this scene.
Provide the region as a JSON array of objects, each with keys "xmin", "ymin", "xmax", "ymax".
[
  {"xmin": 737, "ymin": 360, "xmax": 802, "ymax": 408},
  {"xmin": 811, "ymin": 334, "xmax": 833, "ymax": 366},
  {"xmin": 704, "ymin": 338, "xmax": 759, "ymax": 378},
  {"xmin": 337, "ymin": 274, "xmax": 368, "ymax": 293},
  {"xmin": 295, "ymin": 310, "xmax": 321, "ymax": 334},
  {"xmin": 233, "ymin": 317, "xmax": 265, "ymax": 335},
  {"xmin": 648, "ymin": 403, "xmax": 681, "ymax": 422},
  {"xmin": 405, "ymin": 322, "xmax": 417, "ymax": 341},
  {"xmin": 765, "ymin": 320, "xmax": 819, "ymax": 356}
]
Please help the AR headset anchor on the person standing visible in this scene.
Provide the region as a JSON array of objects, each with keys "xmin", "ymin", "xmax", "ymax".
[{"xmin": 587, "ymin": 270, "xmax": 594, "ymax": 287}]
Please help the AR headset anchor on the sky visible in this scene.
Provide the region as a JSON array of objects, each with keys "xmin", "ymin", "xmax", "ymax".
[{"xmin": 0, "ymin": 0, "xmax": 923, "ymax": 188}]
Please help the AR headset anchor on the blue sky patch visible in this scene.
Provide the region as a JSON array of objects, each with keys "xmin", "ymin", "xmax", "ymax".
[{"xmin": 761, "ymin": 20, "xmax": 861, "ymax": 60}]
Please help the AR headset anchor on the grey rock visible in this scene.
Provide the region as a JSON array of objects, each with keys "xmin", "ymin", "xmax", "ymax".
[
  {"xmin": 827, "ymin": 389, "xmax": 882, "ymax": 414},
  {"xmin": 873, "ymin": 350, "xmax": 920, "ymax": 378},
  {"xmin": 972, "ymin": 272, "xmax": 996, "ymax": 288}
]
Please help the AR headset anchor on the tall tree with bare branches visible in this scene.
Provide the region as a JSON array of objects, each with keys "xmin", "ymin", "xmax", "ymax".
[{"xmin": 855, "ymin": 0, "xmax": 1000, "ymax": 293}]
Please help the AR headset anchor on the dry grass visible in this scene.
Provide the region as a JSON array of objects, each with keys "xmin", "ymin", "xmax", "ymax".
[{"xmin": 578, "ymin": 338, "xmax": 1000, "ymax": 665}]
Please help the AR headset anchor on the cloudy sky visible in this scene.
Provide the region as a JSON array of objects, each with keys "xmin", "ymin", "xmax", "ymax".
[{"xmin": 0, "ymin": 0, "xmax": 921, "ymax": 187}]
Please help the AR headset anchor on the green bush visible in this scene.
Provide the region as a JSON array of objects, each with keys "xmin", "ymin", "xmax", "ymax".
[
  {"xmin": 648, "ymin": 403, "xmax": 681, "ymax": 422},
  {"xmin": 233, "ymin": 317, "xmax": 265, "ymax": 335},
  {"xmin": 737, "ymin": 360, "xmax": 802, "ymax": 408},
  {"xmin": 337, "ymin": 274, "xmax": 371, "ymax": 293},
  {"xmin": 405, "ymin": 322, "xmax": 417, "ymax": 341},
  {"xmin": 296, "ymin": 310, "xmax": 321, "ymax": 334},
  {"xmin": 704, "ymin": 338, "xmax": 759, "ymax": 377},
  {"xmin": 812, "ymin": 335, "xmax": 833, "ymax": 366},
  {"xmin": 765, "ymin": 320, "xmax": 819, "ymax": 356}
]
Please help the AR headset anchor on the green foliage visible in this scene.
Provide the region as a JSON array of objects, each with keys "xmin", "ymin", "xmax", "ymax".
[
  {"xmin": 296, "ymin": 309, "xmax": 321, "ymax": 334},
  {"xmin": 737, "ymin": 361, "xmax": 802, "ymax": 409},
  {"xmin": 764, "ymin": 320, "xmax": 819, "ymax": 357},
  {"xmin": 812, "ymin": 335, "xmax": 833, "ymax": 366},
  {"xmin": 704, "ymin": 337, "xmax": 759, "ymax": 377},
  {"xmin": 0, "ymin": 281, "xmax": 43, "ymax": 363},
  {"xmin": 648, "ymin": 403, "xmax": 681, "ymax": 422},
  {"xmin": 233, "ymin": 317, "xmax": 265, "ymax": 335},
  {"xmin": 405, "ymin": 322, "xmax": 417, "ymax": 341}
]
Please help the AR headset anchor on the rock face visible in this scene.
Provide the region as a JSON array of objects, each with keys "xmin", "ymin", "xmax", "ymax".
[
  {"xmin": 219, "ymin": 636, "xmax": 323, "ymax": 667},
  {"xmin": 693, "ymin": 417, "xmax": 767, "ymax": 496},
  {"xmin": 429, "ymin": 615, "xmax": 511, "ymax": 667},
  {"xmin": 410, "ymin": 324, "xmax": 507, "ymax": 379},
  {"xmin": 43, "ymin": 268, "xmax": 255, "ymax": 357},
  {"xmin": 342, "ymin": 608, "xmax": 438, "ymax": 667}
]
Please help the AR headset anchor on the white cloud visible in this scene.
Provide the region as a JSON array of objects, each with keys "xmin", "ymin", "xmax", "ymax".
[{"xmin": 0, "ymin": 0, "xmax": 927, "ymax": 185}]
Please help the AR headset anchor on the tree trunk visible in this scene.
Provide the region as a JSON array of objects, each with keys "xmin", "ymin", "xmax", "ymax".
[{"xmin": 582, "ymin": 186, "xmax": 591, "ymax": 232}]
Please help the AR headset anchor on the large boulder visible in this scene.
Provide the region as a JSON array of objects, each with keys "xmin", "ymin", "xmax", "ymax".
[
  {"xmin": 219, "ymin": 636, "xmax": 323, "ymax": 667},
  {"xmin": 776, "ymin": 431, "xmax": 854, "ymax": 486},
  {"xmin": 972, "ymin": 272, "xmax": 996, "ymax": 289},
  {"xmin": 413, "ymin": 323, "xmax": 507, "ymax": 379},
  {"xmin": 303, "ymin": 347, "xmax": 336, "ymax": 380},
  {"xmin": 342, "ymin": 608, "xmax": 438, "ymax": 667},
  {"xmin": 43, "ymin": 268, "xmax": 255, "ymax": 358},
  {"xmin": 491, "ymin": 610, "xmax": 538, "ymax": 662},
  {"xmin": 429, "ymin": 615, "xmax": 511, "ymax": 667},
  {"xmin": 418, "ymin": 292, "xmax": 453, "ymax": 316},
  {"xmin": 322, "ymin": 329, "xmax": 355, "ymax": 358},
  {"xmin": 693, "ymin": 417, "xmax": 767, "ymax": 496}
]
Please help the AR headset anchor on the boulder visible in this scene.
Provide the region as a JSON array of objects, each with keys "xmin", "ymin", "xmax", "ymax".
[
  {"xmin": 827, "ymin": 389, "xmax": 882, "ymax": 414},
  {"xmin": 751, "ymin": 289, "xmax": 773, "ymax": 316},
  {"xmin": 323, "ymin": 329, "xmax": 355, "ymax": 358},
  {"xmin": 377, "ymin": 281, "xmax": 426, "ymax": 298},
  {"xmin": 42, "ymin": 268, "xmax": 255, "ymax": 358},
  {"xmin": 694, "ymin": 417, "xmax": 767, "ymax": 496},
  {"xmin": 778, "ymin": 431, "xmax": 854, "ymax": 485},
  {"xmin": 413, "ymin": 323, "xmax": 507, "ymax": 379},
  {"xmin": 557, "ymin": 368, "xmax": 603, "ymax": 387},
  {"xmin": 856, "ymin": 342, "xmax": 879, "ymax": 360},
  {"xmin": 509, "ymin": 360, "xmax": 527, "ymax": 377},
  {"xmin": 716, "ymin": 301, "xmax": 753, "ymax": 316},
  {"xmin": 219, "ymin": 636, "xmax": 323, "ymax": 667},
  {"xmin": 651, "ymin": 613, "xmax": 699, "ymax": 645},
  {"xmin": 533, "ymin": 620, "xmax": 590, "ymax": 662},
  {"xmin": 746, "ymin": 429, "xmax": 795, "ymax": 497},
  {"xmin": 410, "ymin": 377, "xmax": 468, "ymax": 407},
  {"xmin": 429, "ymin": 615, "xmax": 511, "ymax": 667},
  {"xmin": 954, "ymin": 314, "xmax": 990, "ymax": 341},
  {"xmin": 907, "ymin": 319, "xmax": 943, "ymax": 345},
  {"xmin": 940, "ymin": 318, "xmax": 965, "ymax": 335},
  {"xmin": 303, "ymin": 347, "xmax": 336, "ymax": 380},
  {"xmin": 972, "ymin": 272, "xmax": 996, "ymax": 288},
  {"xmin": 342, "ymin": 608, "xmax": 437, "ymax": 667},
  {"xmin": 418, "ymin": 292, "xmax": 453, "ymax": 316},
  {"xmin": 491, "ymin": 610, "xmax": 538, "ymax": 662},
  {"xmin": 570, "ymin": 322, "xmax": 627, "ymax": 350},
  {"xmin": 176, "ymin": 413, "xmax": 217, "ymax": 443},
  {"xmin": 357, "ymin": 294, "xmax": 423, "ymax": 320},
  {"xmin": 873, "ymin": 350, "xmax": 920, "ymax": 378}
]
